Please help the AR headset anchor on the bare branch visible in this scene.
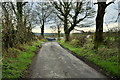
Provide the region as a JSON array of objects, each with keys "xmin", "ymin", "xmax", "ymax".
[
  {"xmin": 10, "ymin": 2, "xmax": 17, "ymax": 15},
  {"xmin": 57, "ymin": 14, "xmax": 64, "ymax": 21},
  {"xmin": 76, "ymin": 12, "xmax": 87, "ymax": 24},
  {"xmin": 22, "ymin": 2, "xmax": 28, "ymax": 6},
  {"xmin": 106, "ymin": 0, "xmax": 115, "ymax": 7},
  {"xmin": 94, "ymin": 3, "xmax": 98, "ymax": 5}
]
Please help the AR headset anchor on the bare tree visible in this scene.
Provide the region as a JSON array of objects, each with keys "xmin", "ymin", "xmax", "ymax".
[
  {"xmin": 51, "ymin": 0, "xmax": 95, "ymax": 41},
  {"xmin": 35, "ymin": 2, "xmax": 54, "ymax": 38},
  {"xmin": 53, "ymin": 15, "xmax": 63, "ymax": 40},
  {"xmin": 94, "ymin": 0, "xmax": 115, "ymax": 49},
  {"xmin": 11, "ymin": 1, "xmax": 28, "ymax": 44},
  {"xmin": 115, "ymin": 1, "xmax": 120, "ymax": 22},
  {"xmin": 23, "ymin": 3, "xmax": 34, "ymax": 42},
  {"xmin": 2, "ymin": 2, "xmax": 35, "ymax": 48},
  {"xmin": 2, "ymin": 2, "xmax": 15, "ymax": 48}
]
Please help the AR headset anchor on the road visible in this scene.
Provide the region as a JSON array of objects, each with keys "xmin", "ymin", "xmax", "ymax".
[{"xmin": 26, "ymin": 42, "xmax": 106, "ymax": 78}]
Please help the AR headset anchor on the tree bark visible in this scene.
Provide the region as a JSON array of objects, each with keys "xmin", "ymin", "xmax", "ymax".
[
  {"xmin": 65, "ymin": 31, "xmax": 70, "ymax": 42},
  {"xmin": 94, "ymin": 2, "xmax": 106, "ymax": 49},
  {"xmin": 2, "ymin": 3, "xmax": 15, "ymax": 48},
  {"xmin": 16, "ymin": 2, "xmax": 24, "ymax": 44},
  {"xmin": 41, "ymin": 19, "xmax": 44, "ymax": 38},
  {"xmin": 58, "ymin": 26, "xmax": 61, "ymax": 40},
  {"xmin": 118, "ymin": 31, "xmax": 120, "ymax": 65},
  {"xmin": 64, "ymin": 17, "xmax": 70, "ymax": 42},
  {"xmin": 94, "ymin": 0, "xmax": 114, "ymax": 49}
]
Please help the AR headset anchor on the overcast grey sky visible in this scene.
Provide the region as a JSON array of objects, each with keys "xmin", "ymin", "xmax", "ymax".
[
  {"xmin": 32, "ymin": 0, "xmax": 119, "ymax": 33},
  {"xmin": 2, "ymin": 0, "xmax": 118, "ymax": 33}
]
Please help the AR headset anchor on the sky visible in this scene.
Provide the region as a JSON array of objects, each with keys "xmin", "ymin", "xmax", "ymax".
[{"xmin": 30, "ymin": 0, "xmax": 119, "ymax": 33}]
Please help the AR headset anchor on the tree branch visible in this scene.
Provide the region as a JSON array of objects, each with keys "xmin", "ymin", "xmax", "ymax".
[
  {"xmin": 94, "ymin": 3, "xmax": 98, "ymax": 5},
  {"xmin": 76, "ymin": 12, "xmax": 87, "ymax": 24},
  {"xmin": 57, "ymin": 14, "xmax": 64, "ymax": 21},
  {"xmin": 22, "ymin": 2, "xmax": 28, "ymax": 6},
  {"xmin": 94, "ymin": 0, "xmax": 115, "ymax": 6},
  {"xmin": 10, "ymin": 2, "xmax": 17, "ymax": 15},
  {"xmin": 106, "ymin": 0, "xmax": 115, "ymax": 7},
  {"xmin": 52, "ymin": 2, "xmax": 65, "ymax": 16}
]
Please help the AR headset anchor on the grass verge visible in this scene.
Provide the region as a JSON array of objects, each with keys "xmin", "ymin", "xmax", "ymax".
[
  {"xmin": 2, "ymin": 40, "xmax": 42, "ymax": 78},
  {"xmin": 58, "ymin": 40, "xmax": 120, "ymax": 78}
]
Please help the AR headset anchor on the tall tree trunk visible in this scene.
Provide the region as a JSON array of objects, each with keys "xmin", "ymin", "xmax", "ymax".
[
  {"xmin": 118, "ymin": 31, "xmax": 120, "ymax": 65},
  {"xmin": 23, "ymin": 16, "xmax": 27, "ymax": 43},
  {"xmin": 94, "ymin": 2, "xmax": 106, "ymax": 49},
  {"xmin": 65, "ymin": 31, "xmax": 70, "ymax": 42},
  {"xmin": 57, "ymin": 25, "xmax": 61, "ymax": 40},
  {"xmin": 41, "ymin": 19, "xmax": 44, "ymax": 38},
  {"xmin": 64, "ymin": 17, "xmax": 70, "ymax": 42},
  {"xmin": 11, "ymin": 1, "xmax": 27, "ymax": 45},
  {"xmin": 2, "ymin": 3, "xmax": 14, "ymax": 48},
  {"xmin": 16, "ymin": 2, "xmax": 24, "ymax": 44}
]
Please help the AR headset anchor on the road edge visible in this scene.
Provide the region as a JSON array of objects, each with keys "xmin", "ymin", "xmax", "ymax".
[{"xmin": 58, "ymin": 43, "xmax": 118, "ymax": 79}]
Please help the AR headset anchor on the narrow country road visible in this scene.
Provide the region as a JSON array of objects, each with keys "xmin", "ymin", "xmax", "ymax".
[{"xmin": 26, "ymin": 42, "xmax": 106, "ymax": 78}]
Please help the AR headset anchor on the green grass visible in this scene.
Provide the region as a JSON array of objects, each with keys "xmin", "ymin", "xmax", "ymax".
[
  {"xmin": 59, "ymin": 40, "xmax": 120, "ymax": 77},
  {"xmin": 2, "ymin": 40, "xmax": 42, "ymax": 78}
]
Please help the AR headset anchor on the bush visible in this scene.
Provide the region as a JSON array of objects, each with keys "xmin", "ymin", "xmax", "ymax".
[
  {"xmin": 15, "ymin": 44, "xmax": 27, "ymax": 51},
  {"xmin": 70, "ymin": 39, "xmax": 79, "ymax": 47},
  {"xmin": 3, "ymin": 48, "xmax": 21, "ymax": 58},
  {"xmin": 2, "ymin": 40, "xmax": 41, "ymax": 78},
  {"xmin": 70, "ymin": 35, "xmax": 87, "ymax": 47}
]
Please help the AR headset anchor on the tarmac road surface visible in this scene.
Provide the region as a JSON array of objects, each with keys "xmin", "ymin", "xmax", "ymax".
[{"xmin": 26, "ymin": 42, "xmax": 106, "ymax": 78}]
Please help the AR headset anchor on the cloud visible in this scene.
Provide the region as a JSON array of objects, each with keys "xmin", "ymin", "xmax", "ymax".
[
  {"xmin": 32, "ymin": 28, "xmax": 52, "ymax": 33},
  {"xmin": 32, "ymin": 28, "xmax": 41, "ymax": 33},
  {"xmin": 104, "ymin": 22, "xmax": 119, "ymax": 31},
  {"xmin": 32, "ymin": 0, "xmax": 118, "ymax": 33},
  {"xmin": 72, "ymin": 22, "xmax": 118, "ymax": 32},
  {"xmin": 32, "ymin": 22, "xmax": 118, "ymax": 33}
]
